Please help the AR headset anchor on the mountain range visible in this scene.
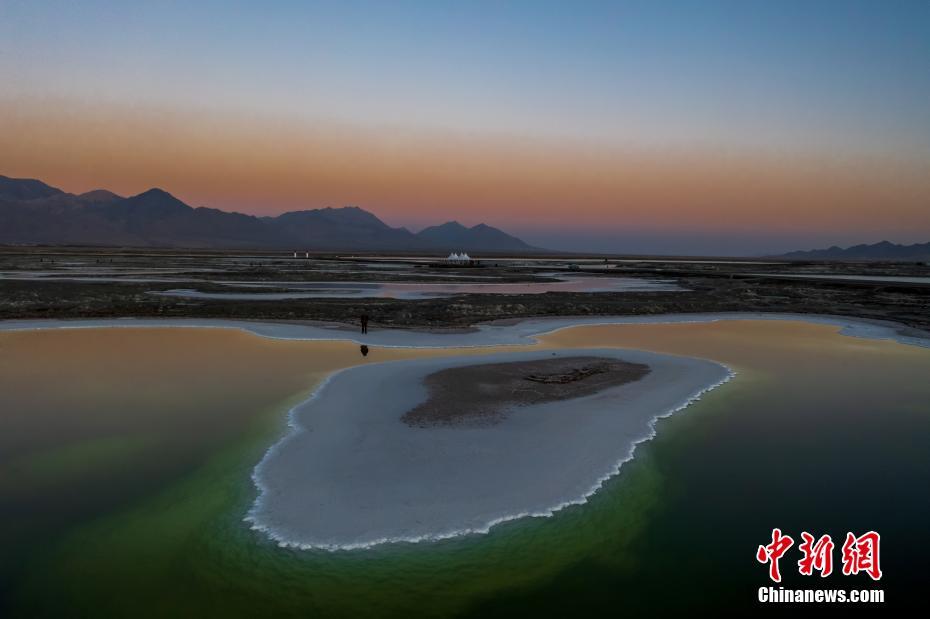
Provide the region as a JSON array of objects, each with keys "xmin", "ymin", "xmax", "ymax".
[
  {"xmin": 0, "ymin": 175, "xmax": 542, "ymax": 253},
  {"xmin": 779, "ymin": 241, "xmax": 930, "ymax": 261}
]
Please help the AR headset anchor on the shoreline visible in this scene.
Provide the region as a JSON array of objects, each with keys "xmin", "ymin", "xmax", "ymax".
[
  {"xmin": 2, "ymin": 311, "xmax": 929, "ymax": 349},
  {"xmin": 245, "ymin": 348, "xmax": 733, "ymax": 551},
  {"xmin": 5, "ymin": 312, "xmax": 924, "ymax": 550}
]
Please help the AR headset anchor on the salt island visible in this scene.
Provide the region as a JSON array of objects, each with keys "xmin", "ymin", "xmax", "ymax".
[{"xmin": 247, "ymin": 347, "xmax": 732, "ymax": 550}]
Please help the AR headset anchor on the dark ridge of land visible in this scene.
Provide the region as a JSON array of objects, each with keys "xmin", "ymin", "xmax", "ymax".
[
  {"xmin": 778, "ymin": 240, "xmax": 930, "ymax": 261},
  {"xmin": 402, "ymin": 356, "xmax": 651, "ymax": 428},
  {"xmin": 0, "ymin": 247, "xmax": 929, "ymax": 335}
]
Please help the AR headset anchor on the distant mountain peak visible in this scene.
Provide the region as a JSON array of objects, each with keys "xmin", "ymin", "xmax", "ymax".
[
  {"xmin": 0, "ymin": 174, "xmax": 64, "ymax": 201},
  {"xmin": 417, "ymin": 219, "xmax": 539, "ymax": 252},
  {"xmin": 277, "ymin": 205, "xmax": 396, "ymax": 231},
  {"xmin": 779, "ymin": 240, "xmax": 930, "ymax": 261},
  {"xmin": 79, "ymin": 189, "xmax": 123, "ymax": 203},
  {"xmin": 122, "ymin": 188, "xmax": 190, "ymax": 210},
  {"xmin": 0, "ymin": 174, "xmax": 545, "ymax": 252},
  {"xmin": 135, "ymin": 187, "xmax": 178, "ymax": 200}
]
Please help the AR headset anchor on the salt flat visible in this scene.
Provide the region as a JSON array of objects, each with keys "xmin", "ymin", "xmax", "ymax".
[{"xmin": 246, "ymin": 348, "xmax": 731, "ymax": 550}]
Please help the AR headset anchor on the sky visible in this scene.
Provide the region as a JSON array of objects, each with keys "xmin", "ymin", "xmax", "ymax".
[{"xmin": 1, "ymin": 0, "xmax": 929, "ymax": 255}]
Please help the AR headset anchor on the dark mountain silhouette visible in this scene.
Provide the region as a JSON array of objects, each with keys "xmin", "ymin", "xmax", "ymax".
[
  {"xmin": 78, "ymin": 189, "xmax": 124, "ymax": 204},
  {"xmin": 271, "ymin": 207, "xmax": 422, "ymax": 250},
  {"xmin": 416, "ymin": 221, "xmax": 537, "ymax": 252},
  {"xmin": 779, "ymin": 240, "xmax": 930, "ymax": 261},
  {"xmin": 86, "ymin": 188, "xmax": 284, "ymax": 248},
  {"xmin": 0, "ymin": 176, "xmax": 63, "ymax": 201},
  {"xmin": 0, "ymin": 175, "xmax": 544, "ymax": 252}
]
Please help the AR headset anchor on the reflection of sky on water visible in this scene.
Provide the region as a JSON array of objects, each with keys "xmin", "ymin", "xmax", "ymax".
[
  {"xmin": 752, "ymin": 273, "xmax": 930, "ymax": 285},
  {"xmin": 150, "ymin": 276, "xmax": 684, "ymax": 300}
]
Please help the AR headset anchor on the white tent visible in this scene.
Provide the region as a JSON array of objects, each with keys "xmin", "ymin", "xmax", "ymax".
[{"xmin": 446, "ymin": 252, "xmax": 472, "ymax": 263}]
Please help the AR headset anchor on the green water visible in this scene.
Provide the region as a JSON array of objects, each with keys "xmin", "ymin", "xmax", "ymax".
[{"xmin": 2, "ymin": 322, "xmax": 929, "ymax": 616}]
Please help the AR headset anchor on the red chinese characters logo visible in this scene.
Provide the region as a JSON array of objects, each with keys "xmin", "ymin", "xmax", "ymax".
[
  {"xmin": 756, "ymin": 528, "xmax": 794, "ymax": 582},
  {"xmin": 841, "ymin": 531, "xmax": 882, "ymax": 581},
  {"xmin": 758, "ymin": 529, "xmax": 881, "ymax": 581},
  {"xmin": 797, "ymin": 532, "xmax": 834, "ymax": 577}
]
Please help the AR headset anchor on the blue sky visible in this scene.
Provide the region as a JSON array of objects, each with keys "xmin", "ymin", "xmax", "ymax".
[
  {"xmin": 4, "ymin": 0, "xmax": 928, "ymax": 153},
  {"xmin": 2, "ymin": 1, "xmax": 929, "ymax": 254}
]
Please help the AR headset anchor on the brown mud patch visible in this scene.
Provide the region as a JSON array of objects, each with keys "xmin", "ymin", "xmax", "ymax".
[{"xmin": 403, "ymin": 355, "xmax": 650, "ymax": 427}]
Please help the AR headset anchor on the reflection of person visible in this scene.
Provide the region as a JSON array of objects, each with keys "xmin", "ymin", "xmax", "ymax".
[
  {"xmin": 360, "ymin": 344, "xmax": 369, "ymax": 357},
  {"xmin": 360, "ymin": 314, "xmax": 369, "ymax": 334}
]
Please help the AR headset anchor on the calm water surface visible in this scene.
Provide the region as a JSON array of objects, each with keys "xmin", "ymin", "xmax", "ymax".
[
  {"xmin": 150, "ymin": 275, "xmax": 682, "ymax": 300},
  {"xmin": 1, "ymin": 321, "xmax": 927, "ymax": 616}
]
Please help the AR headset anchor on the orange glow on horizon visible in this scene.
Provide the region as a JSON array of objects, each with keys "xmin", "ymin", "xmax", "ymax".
[{"xmin": 2, "ymin": 99, "xmax": 928, "ymax": 237}]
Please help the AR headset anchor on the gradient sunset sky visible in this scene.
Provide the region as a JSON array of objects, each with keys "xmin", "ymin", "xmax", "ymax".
[{"xmin": 2, "ymin": 1, "xmax": 929, "ymax": 255}]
